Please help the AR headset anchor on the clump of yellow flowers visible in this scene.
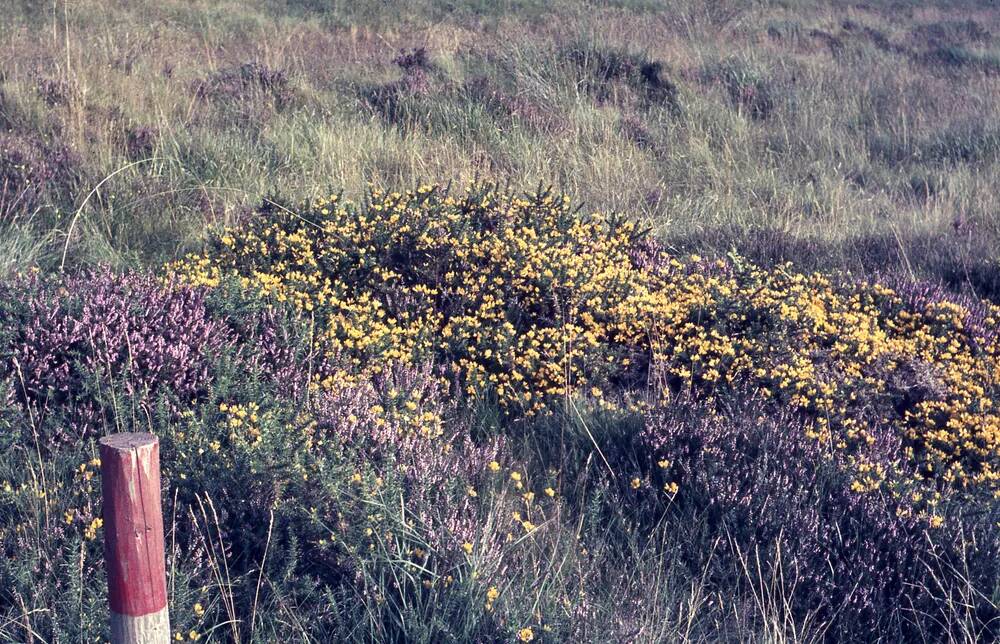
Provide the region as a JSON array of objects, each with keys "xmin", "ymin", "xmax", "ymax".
[
  {"xmin": 170, "ymin": 184, "xmax": 639, "ymax": 418},
  {"xmin": 218, "ymin": 401, "xmax": 263, "ymax": 445},
  {"xmin": 168, "ymin": 183, "xmax": 1000, "ymax": 495}
]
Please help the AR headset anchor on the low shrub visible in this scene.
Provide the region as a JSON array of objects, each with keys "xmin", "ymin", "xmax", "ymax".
[
  {"xmin": 194, "ymin": 61, "xmax": 295, "ymax": 109},
  {"xmin": 911, "ymin": 19, "xmax": 992, "ymax": 48},
  {"xmin": 169, "ymin": 185, "xmax": 1000, "ymax": 498},
  {"xmin": 2, "ymin": 271, "xmax": 232, "ymax": 444},
  {"xmin": 921, "ymin": 45, "xmax": 1000, "ymax": 75},
  {"xmin": 0, "ymin": 355, "xmax": 522, "ymax": 642},
  {"xmin": 562, "ymin": 44, "xmax": 682, "ymax": 114},
  {"xmin": 0, "ymin": 132, "xmax": 77, "ymax": 221},
  {"xmin": 361, "ymin": 48, "xmax": 439, "ymax": 127},
  {"xmin": 638, "ymin": 395, "xmax": 1000, "ymax": 641}
]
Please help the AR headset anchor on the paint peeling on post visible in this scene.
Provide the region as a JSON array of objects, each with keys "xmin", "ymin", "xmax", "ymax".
[{"xmin": 100, "ymin": 433, "xmax": 170, "ymax": 643}]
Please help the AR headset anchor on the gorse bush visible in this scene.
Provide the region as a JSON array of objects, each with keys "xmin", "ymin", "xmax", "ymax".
[
  {"xmin": 4, "ymin": 0, "xmax": 1000, "ymax": 638},
  {"xmin": 628, "ymin": 257, "xmax": 1000, "ymax": 499},
  {"xmin": 169, "ymin": 185, "xmax": 645, "ymax": 418},
  {"xmin": 171, "ymin": 184, "xmax": 1000, "ymax": 499}
]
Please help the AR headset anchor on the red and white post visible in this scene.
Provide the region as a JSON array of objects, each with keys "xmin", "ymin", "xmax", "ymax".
[{"xmin": 100, "ymin": 433, "xmax": 171, "ymax": 644}]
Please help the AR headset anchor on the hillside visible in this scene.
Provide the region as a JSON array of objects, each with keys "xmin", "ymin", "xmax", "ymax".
[
  {"xmin": 1, "ymin": 1, "xmax": 999, "ymax": 642},
  {"xmin": 1, "ymin": 1, "xmax": 998, "ymax": 288}
]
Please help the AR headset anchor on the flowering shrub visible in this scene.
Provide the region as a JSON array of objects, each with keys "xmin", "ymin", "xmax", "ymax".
[
  {"xmin": 10, "ymin": 279, "xmax": 191, "ymax": 441},
  {"xmin": 621, "ymin": 254, "xmax": 1000, "ymax": 496},
  {"xmin": 169, "ymin": 185, "xmax": 641, "ymax": 418},
  {"xmin": 0, "ymin": 269, "xmax": 337, "ymax": 446},
  {"xmin": 637, "ymin": 395, "xmax": 999, "ymax": 640},
  {"xmin": 1, "ymin": 271, "xmax": 233, "ymax": 443},
  {"xmin": 309, "ymin": 361, "xmax": 509, "ymax": 562},
  {"xmin": 200, "ymin": 279, "xmax": 331, "ymax": 401},
  {"xmin": 156, "ymin": 358, "xmax": 526, "ymax": 641},
  {"xmin": 170, "ymin": 184, "xmax": 1000, "ymax": 497}
]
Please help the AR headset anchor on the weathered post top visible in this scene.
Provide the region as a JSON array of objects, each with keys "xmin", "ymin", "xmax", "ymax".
[{"xmin": 100, "ymin": 433, "xmax": 170, "ymax": 644}]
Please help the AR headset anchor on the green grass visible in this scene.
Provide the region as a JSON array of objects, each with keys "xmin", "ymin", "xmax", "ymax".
[{"xmin": 0, "ymin": 0, "xmax": 997, "ymax": 295}]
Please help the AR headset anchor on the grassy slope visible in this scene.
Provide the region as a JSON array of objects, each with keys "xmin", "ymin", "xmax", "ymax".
[
  {"xmin": 1, "ymin": 0, "xmax": 999, "ymax": 291},
  {"xmin": 2, "ymin": 3, "xmax": 1000, "ymax": 641}
]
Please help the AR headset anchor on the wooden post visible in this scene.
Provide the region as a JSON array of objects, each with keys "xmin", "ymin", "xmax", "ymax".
[{"xmin": 100, "ymin": 433, "xmax": 170, "ymax": 643}]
